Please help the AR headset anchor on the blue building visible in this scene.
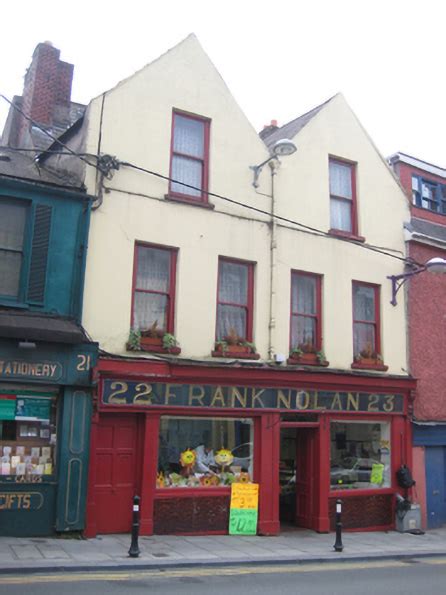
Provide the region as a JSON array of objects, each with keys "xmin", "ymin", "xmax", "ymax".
[{"xmin": 0, "ymin": 148, "xmax": 97, "ymax": 535}]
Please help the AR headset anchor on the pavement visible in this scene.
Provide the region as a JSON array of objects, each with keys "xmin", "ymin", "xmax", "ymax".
[{"xmin": 1, "ymin": 526, "xmax": 446, "ymax": 573}]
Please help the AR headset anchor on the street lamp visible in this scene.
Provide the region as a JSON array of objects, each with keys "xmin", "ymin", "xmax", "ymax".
[
  {"xmin": 388, "ymin": 257, "xmax": 446, "ymax": 306},
  {"xmin": 250, "ymin": 138, "xmax": 297, "ymax": 188}
]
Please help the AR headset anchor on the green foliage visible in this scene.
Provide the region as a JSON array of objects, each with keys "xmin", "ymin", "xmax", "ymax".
[
  {"xmin": 162, "ymin": 333, "xmax": 178, "ymax": 349},
  {"xmin": 127, "ymin": 328, "xmax": 141, "ymax": 351}
]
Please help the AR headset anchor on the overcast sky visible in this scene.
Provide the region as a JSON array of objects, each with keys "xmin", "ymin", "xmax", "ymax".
[{"xmin": 1, "ymin": 0, "xmax": 445, "ymax": 167}]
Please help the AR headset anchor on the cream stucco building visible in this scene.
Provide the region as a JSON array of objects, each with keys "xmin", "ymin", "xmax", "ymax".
[{"xmin": 45, "ymin": 35, "xmax": 416, "ymax": 538}]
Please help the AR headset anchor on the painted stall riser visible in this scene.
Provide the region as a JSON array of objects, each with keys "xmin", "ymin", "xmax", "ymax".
[{"xmin": 0, "ymin": 483, "xmax": 56, "ymax": 537}]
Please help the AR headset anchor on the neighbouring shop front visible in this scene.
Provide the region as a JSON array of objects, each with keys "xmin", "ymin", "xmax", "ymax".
[
  {"xmin": 0, "ymin": 338, "xmax": 97, "ymax": 536},
  {"xmin": 85, "ymin": 358, "xmax": 416, "ymax": 537}
]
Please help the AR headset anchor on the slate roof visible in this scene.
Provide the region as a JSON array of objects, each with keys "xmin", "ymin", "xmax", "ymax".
[
  {"xmin": 0, "ymin": 146, "xmax": 83, "ymax": 190},
  {"xmin": 262, "ymin": 96, "xmax": 335, "ymax": 149},
  {"xmin": 410, "ymin": 217, "xmax": 446, "ymax": 243}
]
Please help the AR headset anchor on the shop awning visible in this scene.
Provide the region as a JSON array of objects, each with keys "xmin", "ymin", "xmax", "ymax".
[{"xmin": 0, "ymin": 311, "xmax": 91, "ymax": 344}]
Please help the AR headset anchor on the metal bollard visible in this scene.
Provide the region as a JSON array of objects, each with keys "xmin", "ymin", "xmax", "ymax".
[
  {"xmin": 333, "ymin": 498, "xmax": 343, "ymax": 552},
  {"xmin": 128, "ymin": 495, "xmax": 141, "ymax": 558}
]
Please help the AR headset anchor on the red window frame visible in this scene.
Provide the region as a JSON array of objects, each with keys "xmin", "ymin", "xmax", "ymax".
[
  {"xmin": 131, "ymin": 242, "xmax": 177, "ymax": 333},
  {"xmin": 289, "ymin": 271, "xmax": 322, "ymax": 352},
  {"xmin": 352, "ymin": 281, "xmax": 381, "ymax": 357},
  {"xmin": 329, "ymin": 157, "xmax": 358, "ymax": 237},
  {"xmin": 215, "ymin": 257, "xmax": 254, "ymax": 342},
  {"xmin": 168, "ymin": 109, "xmax": 210, "ymax": 203}
]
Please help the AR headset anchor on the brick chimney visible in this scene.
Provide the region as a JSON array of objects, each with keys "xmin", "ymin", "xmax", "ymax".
[
  {"xmin": 22, "ymin": 41, "xmax": 73, "ymax": 125},
  {"xmin": 3, "ymin": 41, "xmax": 75, "ymax": 149},
  {"xmin": 259, "ymin": 119, "xmax": 279, "ymax": 141}
]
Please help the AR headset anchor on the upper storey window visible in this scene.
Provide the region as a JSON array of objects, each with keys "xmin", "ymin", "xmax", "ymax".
[
  {"xmin": 216, "ymin": 258, "xmax": 254, "ymax": 343},
  {"xmin": 132, "ymin": 243, "xmax": 177, "ymax": 334},
  {"xmin": 169, "ymin": 111, "xmax": 210, "ymax": 203},
  {"xmin": 0, "ymin": 200, "xmax": 27, "ymax": 299},
  {"xmin": 329, "ymin": 158, "xmax": 358, "ymax": 236},
  {"xmin": 0, "ymin": 198, "xmax": 52, "ymax": 307},
  {"xmin": 412, "ymin": 175, "xmax": 446, "ymax": 215}
]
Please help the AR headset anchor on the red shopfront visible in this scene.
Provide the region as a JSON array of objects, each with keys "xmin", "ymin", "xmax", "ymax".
[{"xmin": 85, "ymin": 358, "xmax": 416, "ymax": 537}]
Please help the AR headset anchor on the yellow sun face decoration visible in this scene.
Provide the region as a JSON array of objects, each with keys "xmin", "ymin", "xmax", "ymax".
[
  {"xmin": 180, "ymin": 448, "xmax": 196, "ymax": 468},
  {"xmin": 215, "ymin": 448, "xmax": 234, "ymax": 467}
]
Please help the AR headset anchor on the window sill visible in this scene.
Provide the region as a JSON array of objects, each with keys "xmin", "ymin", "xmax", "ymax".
[
  {"xmin": 329, "ymin": 487, "xmax": 393, "ymax": 497},
  {"xmin": 351, "ymin": 360, "xmax": 388, "ymax": 372},
  {"xmin": 329, "ymin": 228, "xmax": 365, "ymax": 243},
  {"xmin": 165, "ymin": 194, "xmax": 215, "ymax": 210},
  {"xmin": 0, "ymin": 300, "xmax": 30, "ymax": 310},
  {"xmin": 155, "ymin": 487, "xmax": 231, "ymax": 498},
  {"xmin": 287, "ymin": 354, "xmax": 329, "ymax": 367},
  {"xmin": 127, "ymin": 344, "xmax": 181, "ymax": 356}
]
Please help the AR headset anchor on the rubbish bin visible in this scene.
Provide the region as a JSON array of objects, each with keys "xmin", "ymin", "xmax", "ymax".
[{"xmin": 396, "ymin": 503, "xmax": 421, "ymax": 532}]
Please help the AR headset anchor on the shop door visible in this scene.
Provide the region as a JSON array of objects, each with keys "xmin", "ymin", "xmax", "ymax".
[
  {"xmin": 94, "ymin": 415, "xmax": 139, "ymax": 534},
  {"xmin": 295, "ymin": 429, "xmax": 315, "ymax": 529},
  {"xmin": 426, "ymin": 446, "xmax": 446, "ymax": 528},
  {"xmin": 279, "ymin": 427, "xmax": 316, "ymax": 529}
]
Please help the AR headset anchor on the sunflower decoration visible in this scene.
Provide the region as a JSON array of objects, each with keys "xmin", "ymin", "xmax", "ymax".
[
  {"xmin": 238, "ymin": 471, "xmax": 250, "ymax": 483},
  {"xmin": 214, "ymin": 447, "xmax": 234, "ymax": 472},
  {"xmin": 179, "ymin": 448, "xmax": 196, "ymax": 476},
  {"xmin": 156, "ymin": 471, "xmax": 165, "ymax": 488},
  {"xmin": 200, "ymin": 475, "xmax": 214, "ymax": 487}
]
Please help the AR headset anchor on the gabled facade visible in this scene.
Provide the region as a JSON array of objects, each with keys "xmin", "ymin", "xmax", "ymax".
[
  {"xmin": 47, "ymin": 35, "xmax": 415, "ymax": 537},
  {"xmin": 390, "ymin": 152, "xmax": 446, "ymax": 528},
  {"xmin": 0, "ymin": 148, "xmax": 97, "ymax": 535}
]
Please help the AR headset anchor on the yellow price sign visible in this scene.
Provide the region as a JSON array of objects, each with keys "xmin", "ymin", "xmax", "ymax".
[
  {"xmin": 370, "ymin": 463, "xmax": 384, "ymax": 485},
  {"xmin": 230, "ymin": 483, "xmax": 259, "ymax": 510}
]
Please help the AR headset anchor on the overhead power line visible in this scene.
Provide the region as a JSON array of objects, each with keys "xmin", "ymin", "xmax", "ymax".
[{"xmin": 0, "ymin": 93, "xmax": 414, "ymax": 266}]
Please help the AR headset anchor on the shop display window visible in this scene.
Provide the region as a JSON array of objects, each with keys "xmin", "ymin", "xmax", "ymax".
[
  {"xmin": 0, "ymin": 392, "xmax": 57, "ymax": 482},
  {"xmin": 330, "ymin": 421, "xmax": 390, "ymax": 490},
  {"xmin": 157, "ymin": 416, "xmax": 254, "ymax": 488}
]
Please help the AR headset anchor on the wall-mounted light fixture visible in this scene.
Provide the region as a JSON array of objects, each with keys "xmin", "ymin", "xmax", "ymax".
[
  {"xmin": 18, "ymin": 340, "xmax": 37, "ymax": 350},
  {"xmin": 250, "ymin": 138, "xmax": 297, "ymax": 188},
  {"xmin": 388, "ymin": 257, "xmax": 446, "ymax": 306}
]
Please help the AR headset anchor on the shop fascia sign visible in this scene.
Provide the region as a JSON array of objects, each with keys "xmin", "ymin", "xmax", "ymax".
[
  {"xmin": 102, "ymin": 380, "xmax": 404, "ymax": 413},
  {"xmin": 0, "ymin": 344, "xmax": 97, "ymax": 386}
]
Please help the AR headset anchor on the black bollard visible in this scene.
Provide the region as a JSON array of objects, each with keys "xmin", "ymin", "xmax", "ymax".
[
  {"xmin": 333, "ymin": 498, "xmax": 343, "ymax": 552},
  {"xmin": 128, "ymin": 495, "xmax": 141, "ymax": 558}
]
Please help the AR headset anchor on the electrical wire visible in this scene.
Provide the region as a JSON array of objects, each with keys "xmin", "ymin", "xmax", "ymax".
[
  {"xmin": 0, "ymin": 93, "xmax": 102, "ymax": 174},
  {"xmin": 0, "ymin": 92, "xmax": 415, "ymax": 266},
  {"xmin": 120, "ymin": 160, "xmax": 414, "ymax": 265}
]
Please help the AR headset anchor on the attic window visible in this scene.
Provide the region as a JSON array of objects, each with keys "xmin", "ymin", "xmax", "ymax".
[{"xmin": 168, "ymin": 111, "xmax": 210, "ymax": 203}]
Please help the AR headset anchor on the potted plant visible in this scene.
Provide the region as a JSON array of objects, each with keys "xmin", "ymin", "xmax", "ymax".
[
  {"xmin": 127, "ymin": 322, "xmax": 181, "ymax": 355},
  {"xmin": 288, "ymin": 341, "xmax": 329, "ymax": 366},
  {"xmin": 162, "ymin": 333, "xmax": 181, "ymax": 355},
  {"xmin": 352, "ymin": 342, "xmax": 387, "ymax": 370},
  {"xmin": 126, "ymin": 328, "xmax": 141, "ymax": 351},
  {"xmin": 213, "ymin": 327, "xmax": 259, "ymax": 359},
  {"xmin": 140, "ymin": 320, "xmax": 164, "ymax": 348}
]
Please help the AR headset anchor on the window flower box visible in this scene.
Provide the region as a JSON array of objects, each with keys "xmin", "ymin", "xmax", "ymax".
[
  {"xmin": 212, "ymin": 329, "xmax": 260, "ymax": 359},
  {"xmin": 287, "ymin": 347, "xmax": 328, "ymax": 367},
  {"xmin": 351, "ymin": 349, "xmax": 388, "ymax": 371},
  {"xmin": 127, "ymin": 326, "xmax": 181, "ymax": 355}
]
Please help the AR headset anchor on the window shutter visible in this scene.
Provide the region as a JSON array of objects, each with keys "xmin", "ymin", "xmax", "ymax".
[{"xmin": 27, "ymin": 204, "xmax": 52, "ymax": 303}]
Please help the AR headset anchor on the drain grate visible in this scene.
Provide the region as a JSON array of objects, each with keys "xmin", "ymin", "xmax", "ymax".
[{"xmin": 152, "ymin": 552, "xmax": 169, "ymax": 557}]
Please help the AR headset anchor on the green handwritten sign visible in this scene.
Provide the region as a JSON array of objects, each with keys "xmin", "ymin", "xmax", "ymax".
[{"xmin": 229, "ymin": 508, "xmax": 258, "ymax": 535}]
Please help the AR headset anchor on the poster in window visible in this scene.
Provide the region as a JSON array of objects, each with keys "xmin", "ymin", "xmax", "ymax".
[{"xmin": 15, "ymin": 397, "xmax": 51, "ymax": 421}]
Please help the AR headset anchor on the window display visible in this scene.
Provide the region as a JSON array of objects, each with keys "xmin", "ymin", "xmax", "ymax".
[
  {"xmin": 157, "ymin": 416, "xmax": 253, "ymax": 488},
  {"xmin": 0, "ymin": 392, "xmax": 57, "ymax": 481},
  {"xmin": 330, "ymin": 421, "xmax": 390, "ymax": 490}
]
